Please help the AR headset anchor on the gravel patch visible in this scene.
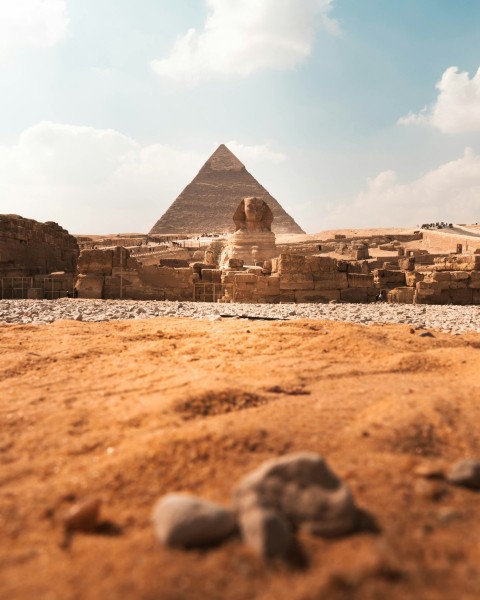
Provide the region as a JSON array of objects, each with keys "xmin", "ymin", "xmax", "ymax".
[{"xmin": 0, "ymin": 299, "xmax": 479, "ymax": 334}]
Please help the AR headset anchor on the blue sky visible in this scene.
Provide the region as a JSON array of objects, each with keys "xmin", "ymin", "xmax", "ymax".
[{"xmin": 0, "ymin": 0, "xmax": 479, "ymax": 234}]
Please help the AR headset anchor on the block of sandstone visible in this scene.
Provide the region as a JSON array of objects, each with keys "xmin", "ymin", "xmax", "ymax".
[
  {"xmin": 279, "ymin": 273, "xmax": 314, "ymax": 290},
  {"xmin": 152, "ymin": 494, "xmax": 236, "ymax": 548},
  {"xmin": 233, "ymin": 453, "xmax": 358, "ymax": 558},
  {"xmin": 273, "ymin": 254, "xmax": 306, "ymax": 275},
  {"xmin": 76, "ymin": 274, "xmax": 104, "ymax": 299},
  {"xmin": 434, "ymin": 255, "xmax": 480, "ymax": 271},
  {"xmin": 469, "ymin": 272, "xmax": 480, "ymax": 289},
  {"xmin": 387, "ymin": 287, "xmax": 415, "ymax": 304},
  {"xmin": 305, "ymin": 256, "xmax": 338, "ymax": 273},
  {"xmin": 77, "ymin": 249, "xmax": 113, "ymax": 275},
  {"xmin": 447, "ymin": 460, "xmax": 480, "ymax": 489},
  {"xmin": 313, "ymin": 272, "xmax": 348, "ymax": 290},
  {"xmin": 239, "ymin": 508, "xmax": 292, "ymax": 559},
  {"xmin": 295, "ymin": 290, "xmax": 340, "ymax": 303},
  {"xmin": 347, "ymin": 273, "xmax": 374, "ymax": 288}
]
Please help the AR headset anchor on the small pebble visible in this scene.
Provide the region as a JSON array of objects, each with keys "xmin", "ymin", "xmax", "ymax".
[
  {"xmin": 447, "ymin": 459, "xmax": 480, "ymax": 489},
  {"xmin": 63, "ymin": 497, "xmax": 102, "ymax": 532}
]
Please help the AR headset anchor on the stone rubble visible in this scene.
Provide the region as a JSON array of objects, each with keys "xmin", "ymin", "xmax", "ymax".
[{"xmin": 0, "ymin": 299, "xmax": 479, "ymax": 334}]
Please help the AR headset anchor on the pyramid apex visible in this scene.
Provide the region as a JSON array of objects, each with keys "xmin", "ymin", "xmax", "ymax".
[{"xmin": 204, "ymin": 144, "xmax": 245, "ymax": 172}]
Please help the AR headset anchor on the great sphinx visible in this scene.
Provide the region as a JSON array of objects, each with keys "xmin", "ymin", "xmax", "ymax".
[{"xmin": 220, "ymin": 197, "xmax": 277, "ymax": 267}]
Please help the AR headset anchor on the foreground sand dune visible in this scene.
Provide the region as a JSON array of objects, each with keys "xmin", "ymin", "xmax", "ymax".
[{"xmin": 2, "ymin": 317, "xmax": 480, "ymax": 599}]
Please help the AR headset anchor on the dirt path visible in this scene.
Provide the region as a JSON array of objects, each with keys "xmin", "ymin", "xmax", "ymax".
[{"xmin": 2, "ymin": 317, "xmax": 480, "ymax": 599}]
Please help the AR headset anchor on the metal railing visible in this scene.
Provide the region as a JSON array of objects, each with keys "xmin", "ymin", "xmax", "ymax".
[{"xmin": 193, "ymin": 283, "xmax": 233, "ymax": 303}]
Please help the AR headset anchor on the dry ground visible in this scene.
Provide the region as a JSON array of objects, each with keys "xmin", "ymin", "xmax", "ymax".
[{"xmin": 2, "ymin": 317, "xmax": 480, "ymax": 599}]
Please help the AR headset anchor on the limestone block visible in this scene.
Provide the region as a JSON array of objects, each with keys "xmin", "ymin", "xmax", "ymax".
[
  {"xmin": 347, "ymin": 273, "xmax": 374, "ymax": 288},
  {"xmin": 314, "ymin": 272, "xmax": 348, "ymax": 290},
  {"xmin": 373, "ymin": 269, "xmax": 406, "ymax": 285},
  {"xmin": 77, "ymin": 249, "xmax": 113, "ymax": 276},
  {"xmin": 340, "ymin": 288, "xmax": 368, "ymax": 303},
  {"xmin": 447, "ymin": 289, "xmax": 473, "ymax": 304},
  {"xmin": 112, "ymin": 246, "xmax": 129, "ymax": 269},
  {"xmin": 469, "ymin": 272, "xmax": 480, "ymax": 289},
  {"xmin": 279, "ymin": 273, "xmax": 314, "ymax": 290},
  {"xmin": 387, "ymin": 287, "xmax": 415, "ymax": 304},
  {"xmin": 305, "ymin": 256, "xmax": 338, "ymax": 273},
  {"xmin": 295, "ymin": 290, "xmax": 340, "ymax": 303},
  {"xmin": 416, "ymin": 281, "xmax": 436, "ymax": 296},
  {"xmin": 76, "ymin": 274, "xmax": 104, "ymax": 299},
  {"xmin": 399, "ymin": 257, "xmax": 415, "ymax": 271},
  {"xmin": 434, "ymin": 255, "xmax": 480, "ymax": 271},
  {"xmin": 238, "ymin": 508, "xmax": 292, "ymax": 559},
  {"xmin": 234, "ymin": 273, "xmax": 258, "ymax": 290},
  {"xmin": 256, "ymin": 276, "xmax": 280, "ymax": 291},
  {"xmin": 451, "ymin": 271, "xmax": 470, "ymax": 281},
  {"xmin": 346, "ymin": 261, "xmax": 370, "ymax": 274},
  {"xmin": 278, "ymin": 291, "xmax": 296, "ymax": 303},
  {"xmin": 275, "ymin": 254, "xmax": 306, "ymax": 274},
  {"xmin": 405, "ymin": 271, "xmax": 424, "ymax": 287}
]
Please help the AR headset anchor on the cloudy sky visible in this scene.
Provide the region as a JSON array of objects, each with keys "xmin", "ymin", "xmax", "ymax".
[{"xmin": 1, "ymin": 0, "xmax": 479, "ymax": 234}]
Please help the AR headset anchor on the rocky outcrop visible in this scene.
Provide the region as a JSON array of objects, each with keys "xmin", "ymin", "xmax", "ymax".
[
  {"xmin": 150, "ymin": 145, "xmax": 304, "ymax": 235},
  {"xmin": 0, "ymin": 214, "xmax": 79, "ymax": 277}
]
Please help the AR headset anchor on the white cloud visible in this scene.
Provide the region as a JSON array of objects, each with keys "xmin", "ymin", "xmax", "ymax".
[
  {"xmin": 398, "ymin": 66, "xmax": 480, "ymax": 133},
  {"xmin": 150, "ymin": 0, "xmax": 339, "ymax": 84},
  {"xmin": 322, "ymin": 149, "xmax": 480, "ymax": 229},
  {"xmin": 0, "ymin": 122, "xmax": 286, "ymax": 234},
  {"xmin": 0, "ymin": 0, "xmax": 69, "ymax": 58},
  {"xmin": 224, "ymin": 140, "xmax": 286, "ymax": 164}
]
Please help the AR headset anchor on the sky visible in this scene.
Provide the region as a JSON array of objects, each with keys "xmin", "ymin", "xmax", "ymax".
[{"xmin": 0, "ymin": 0, "xmax": 480, "ymax": 234}]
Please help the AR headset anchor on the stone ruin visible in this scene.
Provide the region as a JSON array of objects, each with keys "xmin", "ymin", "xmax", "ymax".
[
  {"xmin": 0, "ymin": 214, "xmax": 79, "ymax": 299},
  {"xmin": 73, "ymin": 199, "xmax": 480, "ymax": 306}
]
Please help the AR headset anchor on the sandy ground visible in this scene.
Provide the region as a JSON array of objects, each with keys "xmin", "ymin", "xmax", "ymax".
[{"xmin": 2, "ymin": 317, "xmax": 480, "ymax": 600}]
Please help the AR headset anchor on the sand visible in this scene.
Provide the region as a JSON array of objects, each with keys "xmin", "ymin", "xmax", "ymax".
[{"xmin": 2, "ymin": 317, "xmax": 480, "ymax": 599}]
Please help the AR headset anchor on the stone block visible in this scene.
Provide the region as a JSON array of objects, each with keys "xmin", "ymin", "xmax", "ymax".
[
  {"xmin": 295, "ymin": 290, "xmax": 340, "ymax": 303},
  {"xmin": 305, "ymin": 256, "xmax": 338, "ymax": 273},
  {"xmin": 256, "ymin": 276, "xmax": 280, "ymax": 291},
  {"xmin": 77, "ymin": 249, "xmax": 113, "ymax": 276},
  {"xmin": 234, "ymin": 273, "xmax": 258, "ymax": 290},
  {"xmin": 279, "ymin": 273, "xmax": 314, "ymax": 290},
  {"xmin": 387, "ymin": 287, "xmax": 415, "ymax": 304},
  {"xmin": 373, "ymin": 269, "xmax": 406, "ymax": 285},
  {"xmin": 434, "ymin": 255, "xmax": 480, "ymax": 271},
  {"xmin": 76, "ymin": 274, "xmax": 104, "ymax": 299},
  {"xmin": 275, "ymin": 254, "xmax": 306, "ymax": 274},
  {"xmin": 346, "ymin": 260, "xmax": 370, "ymax": 274},
  {"xmin": 469, "ymin": 272, "xmax": 480, "ymax": 289},
  {"xmin": 399, "ymin": 257, "xmax": 415, "ymax": 271},
  {"xmin": 313, "ymin": 272, "xmax": 348, "ymax": 290},
  {"xmin": 347, "ymin": 273, "xmax": 374, "ymax": 288},
  {"xmin": 340, "ymin": 288, "xmax": 368, "ymax": 303},
  {"xmin": 451, "ymin": 271, "xmax": 470, "ymax": 281},
  {"xmin": 405, "ymin": 271, "xmax": 424, "ymax": 287}
]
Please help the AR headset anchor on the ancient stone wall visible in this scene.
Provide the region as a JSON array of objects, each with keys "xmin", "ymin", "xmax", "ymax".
[
  {"xmin": 0, "ymin": 214, "xmax": 79, "ymax": 277},
  {"xmin": 75, "ymin": 248, "xmax": 480, "ymax": 306}
]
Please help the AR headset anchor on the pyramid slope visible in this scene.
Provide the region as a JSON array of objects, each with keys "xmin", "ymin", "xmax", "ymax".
[{"xmin": 149, "ymin": 145, "xmax": 305, "ymax": 235}]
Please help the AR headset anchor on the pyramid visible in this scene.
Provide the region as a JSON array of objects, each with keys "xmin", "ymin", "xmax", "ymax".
[{"xmin": 149, "ymin": 144, "xmax": 305, "ymax": 235}]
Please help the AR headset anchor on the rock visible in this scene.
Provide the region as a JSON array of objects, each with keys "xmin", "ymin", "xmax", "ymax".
[
  {"xmin": 152, "ymin": 494, "xmax": 236, "ymax": 548},
  {"xmin": 238, "ymin": 508, "xmax": 292, "ymax": 559},
  {"xmin": 233, "ymin": 453, "xmax": 358, "ymax": 545},
  {"xmin": 63, "ymin": 497, "xmax": 101, "ymax": 532},
  {"xmin": 447, "ymin": 459, "xmax": 480, "ymax": 489}
]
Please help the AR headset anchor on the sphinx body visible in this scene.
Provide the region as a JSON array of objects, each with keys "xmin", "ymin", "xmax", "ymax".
[{"xmin": 220, "ymin": 197, "xmax": 277, "ymax": 267}]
